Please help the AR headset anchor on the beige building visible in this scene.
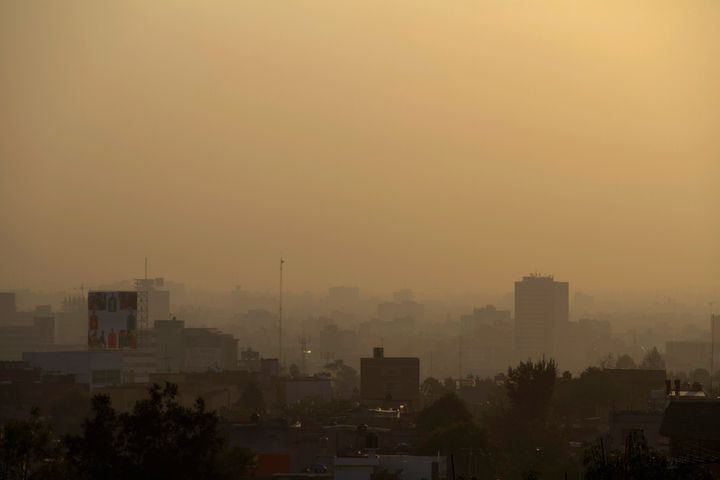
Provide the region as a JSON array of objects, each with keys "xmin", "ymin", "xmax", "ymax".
[{"xmin": 514, "ymin": 275, "xmax": 569, "ymax": 362}]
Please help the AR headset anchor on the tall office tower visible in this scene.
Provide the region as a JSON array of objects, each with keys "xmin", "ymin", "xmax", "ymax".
[
  {"xmin": 0, "ymin": 292, "xmax": 16, "ymax": 325},
  {"xmin": 711, "ymin": 314, "xmax": 720, "ymax": 379},
  {"xmin": 514, "ymin": 275, "xmax": 569, "ymax": 361}
]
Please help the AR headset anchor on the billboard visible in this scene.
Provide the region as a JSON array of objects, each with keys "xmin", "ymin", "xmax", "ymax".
[{"xmin": 88, "ymin": 291, "xmax": 138, "ymax": 349}]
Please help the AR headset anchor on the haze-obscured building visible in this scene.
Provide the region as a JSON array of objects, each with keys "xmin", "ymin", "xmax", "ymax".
[
  {"xmin": 665, "ymin": 341, "xmax": 711, "ymax": 377},
  {"xmin": 377, "ymin": 301, "xmax": 424, "ymax": 322},
  {"xmin": 460, "ymin": 305, "xmax": 513, "ymax": 377},
  {"xmin": 284, "ymin": 376, "xmax": 333, "ymax": 404},
  {"xmin": 0, "ymin": 316, "xmax": 55, "ymax": 361},
  {"xmin": 0, "ymin": 293, "xmax": 16, "ymax": 325},
  {"xmin": 514, "ymin": 274, "xmax": 569, "ymax": 361},
  {"xmin": 22, "ymin": 350, "xmax": 123, "ymax": 389},
  {"xmin": 328, "ymin": 286, "xmax": 360, "ymax": 303},
  {"xmin": 140, "ymin": 319, "xmax": 238, "ymax": 372},
  {"xmin": 360, "ymin": 347, "xmax": 419, "ymax": 409}
]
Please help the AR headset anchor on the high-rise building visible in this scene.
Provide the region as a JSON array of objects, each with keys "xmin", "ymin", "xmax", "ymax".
[
  {"xmin": 460, "ymin": 305, "xmax": 513, "ymax": 377},
  {"xmin": 0, "ymin": 292, "xmax": 16, "ymax": 325},
  {"xmin": 514, "ymin": 275, "xmax": 569, "ymax": 361},
  {"xmin": 711, "ymin": 314, "xmax": 720, "ymax": 378}
]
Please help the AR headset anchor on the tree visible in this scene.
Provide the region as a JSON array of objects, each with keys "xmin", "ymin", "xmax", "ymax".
[
  {"xmin": 239, "ymin": 380, "xmax": 266, "ymax": 413},
  {"xmin": 65, "ymin": 383, "xmax": 255, "ymax": 480},
  {"xmin": 120, "ymin": 383, "xmax": 223, "ymax": 479},
  {"xmin": 420, "ymin": 377, "xmax": 445, "ymax": 406},
  {"xmin": 615, "ymin": 354, "xmax": 636, "ymax": 369},
  {"xmin": 583, "ymin": 431, "xmax": 710, "ymax": 480},
  {"xmin": 690, "ymin": 368, "xmax": 710, "ymax": 386},
  {"xmin": 443, "ymin": 377, "xmax": 456, "ymax": 393},
  {"xmin": 640, "ymin": 347, "xmax": 665, "ymax": 370},
  {"xmin": 64, "ymin": 395, "xmax": 122, "ymax": 480},
  {"xmin": 0, "ymin": 408, "xmax": 64, "ymax": 480},
  {"xmin": 505, "ymin": 358, "xmax": 556, "ymax": 425},
  {"xmin": 416, "ymin": 393, "xmax": 472, "ymax": 433},
  {"xmin": 323, "ymin": 360, "xmax": 358, "ymax": 398}
]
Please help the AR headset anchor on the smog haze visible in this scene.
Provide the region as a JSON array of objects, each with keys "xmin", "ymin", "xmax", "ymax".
[{"xmin": 2, "ymin": 0, "xmax": 718, "ymax": 295}]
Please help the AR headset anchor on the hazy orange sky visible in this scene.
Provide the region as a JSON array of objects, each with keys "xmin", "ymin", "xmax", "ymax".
[{"xmin": 1, "ymin": 1, "xmax": 718, "ymax": 294}]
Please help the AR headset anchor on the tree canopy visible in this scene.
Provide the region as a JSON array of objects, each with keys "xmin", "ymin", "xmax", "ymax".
[
  {"xmin": 65, "ymin": 383, "xmax": 255, "ymax": 480},
  {"xmin": 323, "ymin": 360, "xmax": 358, "ymax": 398},
  {"xmin": 639, "ymin": 347, "xmax": 665, "ymax": 370},
  {"xmin": 416, "ymin": 393, "xmax": 472, "ymax": 433},
  {"xmin": 615, "ymin": 354, "xmax": 637, "ymax": 369},
  {"xmin": 0, "ymin": 408, "xmax": 63, "ymax": 480},
  {"xmin": 506, "ymin": 358, "xmax": 557, "ymax": 425},
  {"xmin": 583, "ymin": 432, "xmax": 710, "ymax": 480}
]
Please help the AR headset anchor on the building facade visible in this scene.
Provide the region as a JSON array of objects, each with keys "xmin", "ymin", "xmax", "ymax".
[
  {"xmin": 514, "ymin": 275, "xmax": 569, "ymax": 361},
  {"xmin": 360, "ymin": 348, "xmax": 419, "ymax": 409}
]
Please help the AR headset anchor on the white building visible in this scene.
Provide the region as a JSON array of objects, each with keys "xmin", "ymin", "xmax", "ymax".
[{"xmin": 334, "ymin": 455, "xmax": 445, "ymax": 480}]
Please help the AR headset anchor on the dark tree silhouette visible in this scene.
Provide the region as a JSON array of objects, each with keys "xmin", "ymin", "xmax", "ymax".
[
  {"xmin": 639, "ymin": 347, "xmax": 665, "ymax": 370},
  {"xmin": 323, "ymin": 360, "xmax": 358, "ymax": 398},
  {"xmin": 443, "ymin": 377, "xmax": 456, "ymax": 393},
  {"xmin": 690, "ymin": 368, "xmax": 710, "ymax": 385},
  {"xmin": 420, "ymin": 377, "xmax": 445, "ymax": 406},
  {"xmin": 0, "ymin": 408, "xmax": 64, "ymax": 480},
  {"xmin": 506, "ymin": 358, "xmax": 556, "ymax": 424},
  {"xmin": 416, "ymin": 393, "xmax": 472, "ymax": 433},
  {"xmin": 615, "ymin": 354, "xmax": 637, "ymax": 369},
  {"xmin": 239, "ymin": 380, "xmax": 266, "ymax": 413},
  {"xmin": 64, "ymin": 395, "xmax": 122, "ymax": 479},
  {"xmin": 65, "ymin": 383, "xmax": 255, "ymax": 480},
  {"xmin": 583, "ymin": 431, "xmax": 710, "ymax": 480}
]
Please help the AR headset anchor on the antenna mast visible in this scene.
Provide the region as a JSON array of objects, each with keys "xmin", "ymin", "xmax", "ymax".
[
  {"xmin": 712, "ymin": 303, "xmax": 716, "ymax": 397},
  {"xmin": 279, "ymin": 258, "xmax": 284, "ymax": 367}
]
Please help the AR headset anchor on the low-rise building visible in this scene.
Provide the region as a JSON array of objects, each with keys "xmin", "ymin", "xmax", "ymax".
[
  {"xmin": 360, "ymin": 348, "xmax": 419, "ymax": 410},
  {"xmin": 660, "ymin": 401, "xmax": 720, "ymax": 465},
  {"xmin": 334, "ymin": 455, "xmax": 444, "ymax": 480},
  {"xmin": 22, "ymin": 350, "xmax": 123, "ymax": 389},
  {"xmin": 285, "ymin": 376, "xmax": 333, "ymax": 405}
]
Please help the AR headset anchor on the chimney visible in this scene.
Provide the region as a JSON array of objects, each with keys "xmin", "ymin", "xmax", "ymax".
[
  {"xmin": 373, "ymin": 347, "xmax": 384, "ymax": 359},
  {"xmin": 665, "ymin": 379, "xmax": 672, "ymax": 396},
  {"xmin": 674, "ymin": 379, "xmax": 681, "ymax": 396}
]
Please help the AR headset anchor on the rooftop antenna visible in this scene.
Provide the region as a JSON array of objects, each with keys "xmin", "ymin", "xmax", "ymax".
[{"xmin": 279, "ymin": 257, "xmax": 284, "ymax": 367}]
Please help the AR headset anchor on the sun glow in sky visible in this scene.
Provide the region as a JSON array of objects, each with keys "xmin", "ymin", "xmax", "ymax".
[{"xmin": 1, "ymin": 1, "xmax": 718, "ymax": 294}]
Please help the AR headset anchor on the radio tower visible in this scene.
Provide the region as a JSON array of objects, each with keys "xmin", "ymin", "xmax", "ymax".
[{"xmin": 278, "ymin": 257, "xmax": 284, "ymax": 367}]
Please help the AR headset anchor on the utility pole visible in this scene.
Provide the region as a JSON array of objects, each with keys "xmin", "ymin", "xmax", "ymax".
[
  {"xmin": 711, "ymin": 302, "xmax": 716, "ymax": 397},
  {"xmin": 279, "ymin": 257, "xmax": 284, "ymax": 367}
]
